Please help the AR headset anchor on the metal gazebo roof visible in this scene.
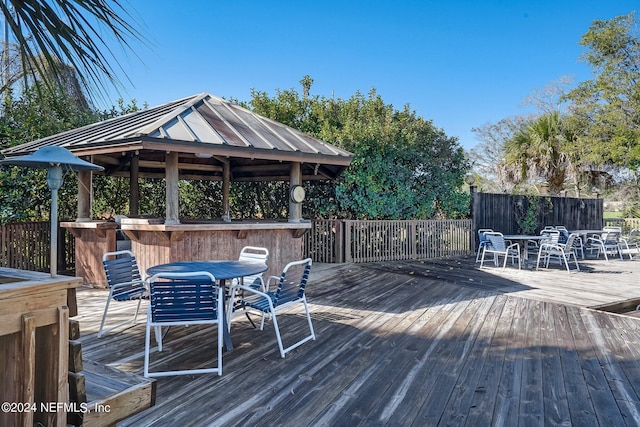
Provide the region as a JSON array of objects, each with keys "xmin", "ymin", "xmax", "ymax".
[{"xmin": 0, "ymin": 93, "xmax": 353, "ymax": 181}]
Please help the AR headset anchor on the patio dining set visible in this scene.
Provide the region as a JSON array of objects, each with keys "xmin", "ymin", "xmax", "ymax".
[
  {"xmin": 476, "ymin": 225, "xmax": 640, "ymax": 273},
  {"xmin": 97, "ymin": 247, "xmax": 316, "ymax": 378}
]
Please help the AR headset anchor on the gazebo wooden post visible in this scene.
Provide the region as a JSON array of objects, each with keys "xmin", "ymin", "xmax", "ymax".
[
  {"xmin": 129, "ymin": 152, "xmax": 140, "ymax": 216},
  {"xmin": 165, "ymin": 152, "xmax": 180, "ymax": 224},
  {"xmin": 222, "ymin": 161, "xmax": 231, "ymax": 222},
  {"xmin": 289, "ymin": 162, "xmax": 302, "ymax": 222},
  {"xmin": 76, "ymin": 170, "xmax": 92, "ymax": 221}
]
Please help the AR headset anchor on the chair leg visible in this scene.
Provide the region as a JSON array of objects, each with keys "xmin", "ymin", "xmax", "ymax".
[
  {"xmin": 270, "ymin": 310, "xmax": 286, "ymax": 358},
  {"xmin": 97, "ymin": 289, "xmax": 115, "ymax": 338},
  {"xmin": 144, "ymin": 320, "xmax": 152, "ymax": 377},
  {"xmin": 562, "ymin": 252, "xmax": 570, "ymax": 273}
]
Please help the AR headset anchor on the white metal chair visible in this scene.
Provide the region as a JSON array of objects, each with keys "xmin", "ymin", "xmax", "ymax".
[
  {"xmin": 232, "ymin": 258, "xmax": 315, "ymax": 358},
  {"xmin": 144, "ymin": 271, "xmax": 223, "ymax": 377},
  {"xmin": 479, "ymin": 232, "xmax": 521, "ymax": 271},
  {"xmin": 227, "ymin": 246, "xmax": 269, "ymax": 329},
  {"xmin": 620, "ymin": 229, "xmax": 640, "ymax": 259},
  {"xmin": 475, "ymin": 228, "xmax": 493, "ymax": 263},
  {"xmin": 99, "ymin": 250, "xmax": 149, "ymax": 337},
  {"xmin": 536, "ymin": 232, "xmax": 581, "ymax": 273},
  {"xmin": 587, "ymin": 231, "xmax": 623, "ymax": 261}
]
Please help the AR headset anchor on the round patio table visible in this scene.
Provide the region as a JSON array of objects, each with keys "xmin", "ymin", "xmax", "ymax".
[{"xmin": 147, "ymin": 260, "xmax": 268, "ymax": 351}]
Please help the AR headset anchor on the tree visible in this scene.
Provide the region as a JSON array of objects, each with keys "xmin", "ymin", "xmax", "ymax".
[
  {"xmin": 0, "ymin": 0, "xmax": 146, "ymax": 100},
  {"xmin": 566, "ymin": 13, "xmax": 640, "ymax": 175},
  {"xmin": 470, "ymin": 115, "xmax": 531, "ymax": 193},
  {"xmin": 247, "ymin": 77, "xmax": 469, "ymax": 220},
  {"xmin": 503, "ymin": 112, "xmax": 570, "ymax": 195}
]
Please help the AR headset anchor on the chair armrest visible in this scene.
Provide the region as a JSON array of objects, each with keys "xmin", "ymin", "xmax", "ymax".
[
  {"xmin": 264, "ymin": 275, "xmax": 281, "ymax": 291},
  {"xmin": 238, "ymin": 285, "xmax": 276, "ymax": 310},
  {"xmin": 507, "ymin": 242, "xmax": 520, "ymax": 251},
  {"xmin": 111, "ymin": 279, "xmax": 147, "ymax": 290}
]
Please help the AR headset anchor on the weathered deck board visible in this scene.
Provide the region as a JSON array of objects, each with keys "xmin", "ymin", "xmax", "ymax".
[{"xmin": 71, "ymin": 256, "xmax": 640, "ymax": 426}]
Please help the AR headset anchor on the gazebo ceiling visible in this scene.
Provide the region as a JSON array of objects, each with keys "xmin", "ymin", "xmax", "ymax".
[{"xmin": 0, "ymin": 93, "xmax": 353, "ymax": 182}]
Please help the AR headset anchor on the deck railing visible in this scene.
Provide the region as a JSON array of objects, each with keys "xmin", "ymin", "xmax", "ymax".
[
  {"xmin": 604, "ymin": 218, "xmax": 640, "ymax": 233},
  {"xmin": 0, "ymin": 221, "xmax": 75, "ymax": 273},
  {"xmin": 305, "ymin": 219, "xmax": 474, "ymax": 263}
]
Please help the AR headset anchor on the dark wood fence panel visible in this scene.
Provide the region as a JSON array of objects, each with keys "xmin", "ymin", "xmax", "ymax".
[
  {"xmin": 472, "ymin": 191, "xmax": 603, "ymax": 243},
  {"xmin": 0, "ymin": 222, "xmax": 75, "ymax": 273}
]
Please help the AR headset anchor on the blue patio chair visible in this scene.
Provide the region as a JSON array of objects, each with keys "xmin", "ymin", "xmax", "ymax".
[
  {"xmin": 144, "ymin": 271, "xmax": 223, "ymax": 377},
  {"xmin": 227, "ymin": 246, "xmax": 269, "ymax": 329},
  {"xmin": 536, "ymin": 232, "xmax": 581, "ymax": 273},
  {"xmin": 232, "ymin": 258, "xmax": 315, "ymax": 358},
  {"xmin": 475, "ymin": 228, "xmax": 493, "ymax": 263},
  {"xmin": 479, "ymin": 232, "xmax": 521, "ymax": 271},
  {"xmin": 99, "ymin": 250, "xmax": 149, "ymax": 337}
]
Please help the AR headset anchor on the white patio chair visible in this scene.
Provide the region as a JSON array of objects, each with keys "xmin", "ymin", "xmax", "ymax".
[
  {"xmin": 99, "ymin": 250, "xmax": 149, "ymax": 337},
  {"xmin": 536, "ymin": 232, "xmax": 581, "ymax": 273},
  {"xmin": 232, "ymin": 258, "xmax": 315, "ymax": 358},
  {"xmin": 587, "ymin": 231, "xmax": 623, "ymax": 261},
  {"xmin": 144, "ymin": 271, "xmax": 223, "ymax": 377},
  {"xmin": 227, "ymin": 246, "xmax": 269, "ymax": 329},
  {"xmin": 620, "ymin": 229, "xmax": 640, "ymax": 259},
  {"xmin": 479, "ymin": 232, "xmax": 521, "ymax": 271},
  {"xmin": 475, "ymin": 228, "xmax": 493, "ymax": 263}
]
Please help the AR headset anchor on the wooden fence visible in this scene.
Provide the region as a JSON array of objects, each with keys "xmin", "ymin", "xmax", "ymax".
[
  {"xmin": 304, "ymin": 219, "xmax": 473, "ymax": 263},
  {"xmin": 0, "ymin": 221, "xmax": 75, "ymax": 273},
  {"xmin": 471, "ymin": 191, "xmax": 603, "ymax": 246}
]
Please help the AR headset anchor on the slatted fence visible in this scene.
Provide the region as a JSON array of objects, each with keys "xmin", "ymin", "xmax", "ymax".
[
  {"xmin": 304, "ymin": 219, "xmax": 473, "ymax": 263},
  {"xmin": 0, "ymin": 221, "xmax": 75, "ymax": 273}
]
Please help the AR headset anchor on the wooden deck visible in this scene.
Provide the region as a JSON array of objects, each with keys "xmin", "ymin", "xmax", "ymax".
[{"xmin": 74, "ymin": 255, "xmax": 640, "ymax": 426}]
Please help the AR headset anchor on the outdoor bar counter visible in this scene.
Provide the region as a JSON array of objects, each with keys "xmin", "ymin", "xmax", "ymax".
[{"xmin": 63, "ymin": 218, "xmax": 311, "ymax": 287}]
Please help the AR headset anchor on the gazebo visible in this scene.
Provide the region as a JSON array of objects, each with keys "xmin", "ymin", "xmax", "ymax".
[{"xmin": 1, "ymin": 93, "xmax": 353, "ymax": 285}]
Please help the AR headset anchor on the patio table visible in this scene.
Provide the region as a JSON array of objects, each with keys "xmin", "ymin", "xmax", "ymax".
[
  {"xmin": 147, "ymin": 260, "xmax": 268, "ymax": 351},
  {"xmin": 502, "ymin": 234, "xmax": 546, "ymax": 267}
]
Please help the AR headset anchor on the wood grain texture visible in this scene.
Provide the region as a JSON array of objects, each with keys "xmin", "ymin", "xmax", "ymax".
[{"xmin": 71, "ymin": 255, "xmax": 640, "ymax": 426}]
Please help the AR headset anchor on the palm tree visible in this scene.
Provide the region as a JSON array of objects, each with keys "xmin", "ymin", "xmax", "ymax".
[
  {"xmin": 503, "ymin": 111, "xmax": 570, "ymax": 195},
  {"xmin": 0, "ymin": 0, "xmax": 145, "ymax": 100}
]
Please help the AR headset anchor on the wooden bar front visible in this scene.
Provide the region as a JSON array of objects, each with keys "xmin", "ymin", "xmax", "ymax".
[
  {"xmin": 61, "ymin": 221, "xmax": 118, "ymax": 287},
  {"xmin": 0, "ymin": 268, "xmax": 82, "ymax": 427},
  {"xmin": 121, "ymin": 219, "xmax": 311, "ymax": 279}
]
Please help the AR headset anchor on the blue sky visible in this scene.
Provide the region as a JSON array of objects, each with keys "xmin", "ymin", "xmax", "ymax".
[{"xmin": 104, "ymin": 0, "xmax": 638, "ymax": 150}]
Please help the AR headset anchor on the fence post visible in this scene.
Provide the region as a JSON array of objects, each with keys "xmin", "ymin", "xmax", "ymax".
[
  {"xmin": 344, "ymin": 220, "xmax": 352, "ymax": 263},
  {"xmin": 334, "ymin": 220, "xmax": 345, "ymax": 263}
]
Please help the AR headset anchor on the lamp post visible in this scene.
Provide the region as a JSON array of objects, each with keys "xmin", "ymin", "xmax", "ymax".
[{"xmin": 0, "ymin": 146, "xmax": 103, "ymax": 276}]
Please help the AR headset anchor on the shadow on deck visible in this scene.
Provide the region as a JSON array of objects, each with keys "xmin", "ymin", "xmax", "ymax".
[{"xmin": 75, "ymin": 255, "xmax": 640, "ymax": 426}]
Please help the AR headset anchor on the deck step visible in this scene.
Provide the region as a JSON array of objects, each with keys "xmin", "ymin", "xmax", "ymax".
[{"xmin": 80, "ymin": 359, "xmax": 156, "ymax": 426}]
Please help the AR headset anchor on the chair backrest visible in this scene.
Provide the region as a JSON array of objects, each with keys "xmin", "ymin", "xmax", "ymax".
[
  {"xmin": 485, "ymin": 232, "xmax": 506, "ymax": 252},
  {"xmin": 628, "ymin": 229, "xmax": 640, "ymax": 244},
  {"xmin": 601, "ymin": 231, "xmax": 620, "ymax": 244},
  {"xmin": 565, "ymin": 233, "xmax": 578, "ymax": 249},
  {"xmin": 149, "ymin": 272, "xmax": 219, "ymax": 323},
  {"xmin": 271, "ymin": 258, "xmax": 312, "ymax": 306},
  {"xmin": 478, "ymin": 229, "xmax": 493, "ymax": 243},
  {"xmin": 556, "ymin": 228, "xmax": 569, "ymax": 244},
  {"xmin": 238, "ymin": 246, "xmax": 269, "ymax": 286},
  {"xmin": 540, "ymin": 229, "xmax": 560, "ymax": 245},
  {"xmin": 102, "ymin": 250, "xmax": 145, "ymax": 298}
]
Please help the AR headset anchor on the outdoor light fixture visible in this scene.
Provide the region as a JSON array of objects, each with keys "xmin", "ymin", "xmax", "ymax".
[
  {"xmin": 0, "ymin": 146, "xmax": 103, "ymax": 277},
  {"xmin": 465, "ymin": 172, "xmax": 476, "ymax": 186}
]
